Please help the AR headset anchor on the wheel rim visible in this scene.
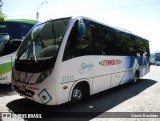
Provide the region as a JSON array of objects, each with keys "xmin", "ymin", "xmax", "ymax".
[
  {"xmin": 134, "ymin": 73, "xmax": 137, "ymax": 83},
  {"xmin": 72, "ymin": 88, "xmax": 82, "ymax": 101}
]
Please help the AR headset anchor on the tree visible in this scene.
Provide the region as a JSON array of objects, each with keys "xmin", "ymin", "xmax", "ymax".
[{"xmin": 0, "ymin": 11, "xmax": 7, "ymax": 21}]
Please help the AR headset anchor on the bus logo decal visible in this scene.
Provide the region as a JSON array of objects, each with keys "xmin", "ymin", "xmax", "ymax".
[
  {"xmin": 0, "ymin": 75, "xmax": 8, "ymax": 80},
  {"xmin": 79, "ymin": 63, "xmax": 94, "ymax": 74},
  {"xmin": 62, "ymin": 75, "xmax": 74, "ymax": 83},
  {"xmin": 99, "ymin": 60, "xmax": 121, "ymax": 66}
]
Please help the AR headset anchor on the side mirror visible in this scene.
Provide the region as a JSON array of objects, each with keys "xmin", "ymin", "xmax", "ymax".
[
  {"xmin": 2, "ymin": 35, "xmax": 10, "ymax": 44},
  {"xmin": 78, "ymin": 19, "xmax": 85, "ymax": 40},
  {"xmin": 10, "ymin": 39, "xmax": 22, "ymax": 52},
  {"xmin": 0, "ymin": 35, "xmax": 10, "ymax": 54}
]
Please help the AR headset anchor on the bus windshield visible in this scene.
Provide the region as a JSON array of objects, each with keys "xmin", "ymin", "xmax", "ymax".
[
  {"xmin": 0, "ymin": 21, "xmax": 36, "ymax": 56},
  {"xmin": 17, "ymin": 18, "xmax": 71, "ymax": 60}
]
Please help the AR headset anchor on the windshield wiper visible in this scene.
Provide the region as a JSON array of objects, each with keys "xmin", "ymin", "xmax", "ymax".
[{"xmin": 17, "ymin": 41, "xmax": 32, "ymax": 60}]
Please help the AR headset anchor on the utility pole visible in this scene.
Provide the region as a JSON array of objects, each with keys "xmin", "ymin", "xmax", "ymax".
[
  {"xmin": 36, "ymin": 1, "xmax": 48, "ymax": 20},
  {"xmin": 0, "ymin": 0, "xmax": 3, "ymax": 12}
]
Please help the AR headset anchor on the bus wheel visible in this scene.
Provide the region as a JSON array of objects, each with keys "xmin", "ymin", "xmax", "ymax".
[
  {"xmin": 131, "ymin": 71, "xmax": 139, "ymax": 84},
  {"xmin": 69, "ymin": 85, "xmax": 84, "ymax": 105},
  {"xmin": 68, "ymin": 82, "xmax": 89, "ymax": 106},
  {"xmin": 72, "ymin": 85, "xmax": 83, "ymax": 101}
]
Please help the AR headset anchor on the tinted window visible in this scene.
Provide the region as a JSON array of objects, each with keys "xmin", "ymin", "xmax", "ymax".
[
  {"xmin": 0, "ymin": 22, "xmax": 34, "ymax": 39},
  {"xmin": 63, "ymin": 19, "xmax": 96, "ymax": 61},
  {"xmin": 0, "ymin": 22, "xmax": 35, "ymax": 56},
  {"xmin": 63, "ymin": 19, "xmax": 149, "ymax": 61}
]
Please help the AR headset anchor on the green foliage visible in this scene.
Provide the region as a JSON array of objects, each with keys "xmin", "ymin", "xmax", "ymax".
[{"xmin": 0, "ymin": 12, "xmax": 7, "ymax": 21}]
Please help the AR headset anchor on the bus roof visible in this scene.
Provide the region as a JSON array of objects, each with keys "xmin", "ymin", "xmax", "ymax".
[
  {"xmin": 38, "ymin": 16, "xmax": 148, "ymax": 41},
  {"xmin": 3, "ymin": 19, "xmax": 38, "ymax": 25}
]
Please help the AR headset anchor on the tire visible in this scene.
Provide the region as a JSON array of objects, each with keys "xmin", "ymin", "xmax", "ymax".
[
  {"xmin": 131, "ymin": 71, "xmax": 138, "ymax": 84},
  {"xmin": 69, "ymin": 85, "xmax": 83, "ymax": 105}
]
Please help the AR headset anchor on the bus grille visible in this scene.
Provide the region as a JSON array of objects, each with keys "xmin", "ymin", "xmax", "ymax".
[{"xmin": 14, "ymin": 86, "xmax": 35, "ymax": 97}]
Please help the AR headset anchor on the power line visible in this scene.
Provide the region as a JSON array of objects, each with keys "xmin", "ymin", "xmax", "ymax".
[
  {"xmin": 7, "ymin": 2, "xmax": 160, "ymax": 18},
  {"xmin": 41, "ymin": 2, "xmax": 160, "ymax": 19},
  {"xmin": 41, "ymin": 2, "xmax": 160, "ymax": 14},
  {"xmin": 101, "ymin": 2, "xmax": 160, "ymax": 11}
]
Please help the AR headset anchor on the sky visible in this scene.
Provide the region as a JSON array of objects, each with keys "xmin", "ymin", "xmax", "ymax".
[{"xmin": 1, "ymin": 0, "xmax": 160, "ymax": 53}]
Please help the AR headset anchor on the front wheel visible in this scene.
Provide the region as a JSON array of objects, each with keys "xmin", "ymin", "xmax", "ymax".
[{"xmin": 69, "ymin": 85, "xmax": 83, "ymax": 105}]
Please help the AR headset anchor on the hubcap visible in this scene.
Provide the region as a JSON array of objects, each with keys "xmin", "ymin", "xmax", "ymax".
[{"xmin": 72, "ymin": 89, "xmax": 82, "ymax": 101}]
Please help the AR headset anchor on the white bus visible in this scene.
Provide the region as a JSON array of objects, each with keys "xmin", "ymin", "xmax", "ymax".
[
  {"xmin": 12, "ymin": 16, "xmax": 150, "ymax": 105},
  {"xmin": 0, "ymin": 19, "xmax": 38, "ymax": 84}
]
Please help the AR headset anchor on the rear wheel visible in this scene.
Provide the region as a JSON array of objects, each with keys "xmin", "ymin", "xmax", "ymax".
[{"xmin": 131, "ymin": 71, "xmax": 139, "ymax": 84}]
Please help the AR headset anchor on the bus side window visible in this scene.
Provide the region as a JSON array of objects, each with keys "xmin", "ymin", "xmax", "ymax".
[
  {"xmin": 94, "ymin": 24, "xmax": 108, "ymax": 55},
  {"xmin": 75, "ymin": 24, "xmax": 95, "ymax": 56},
  {"xmin": 62, "ymin": 21, "xmax": 78, "ymax": 61},
  {"xmin": 101, "ymin": 27, "xmax": 114, "ymax": 55},
  {"xmin": 63, "ymin": 20, "xmax": 95, "ymax": 61}
]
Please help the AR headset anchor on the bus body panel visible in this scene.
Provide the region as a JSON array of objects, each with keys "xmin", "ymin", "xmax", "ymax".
[
  {"xmin": 60, "ymin": 56, "xmax": 136, "ymax": 96},
  {"xmin": 12, "ymin": 69, "xmax": 58, "ymax": 105},
  {"xmin": 0, "ymin": 71, "xmax": 11, "ymax": 84},
  {"xmin": 0, "ymin": 52, "xmax": 15, "ymax": 84}
]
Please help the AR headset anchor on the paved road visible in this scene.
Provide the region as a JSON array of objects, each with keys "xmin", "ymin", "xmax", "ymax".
[{"xmin": 0, "ymin": 65, "xmax": 160, "ymax": 121}]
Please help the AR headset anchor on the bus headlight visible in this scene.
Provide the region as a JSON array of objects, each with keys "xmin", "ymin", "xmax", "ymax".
[{"xmin": 36, "ymin": 68, "xmax": 52, "ymax": 83}]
